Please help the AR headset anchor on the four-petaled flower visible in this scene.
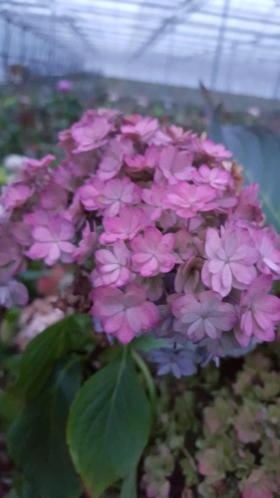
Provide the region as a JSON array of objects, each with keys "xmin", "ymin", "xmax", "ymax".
[{"xmin": 131, "ymin": 227, "xmax": 176, "ymax": 277}]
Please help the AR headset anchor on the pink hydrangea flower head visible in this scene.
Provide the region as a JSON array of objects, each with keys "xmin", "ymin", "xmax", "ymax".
[
  {"xmin": 26, "ymin": 215, "xmax": 75, "ymax": 265},
  {"xmin": 171, "ymin": 290, "xmax": 236, "ymax": 341},
  {"xmin": 100, "ymin": 207, "xmax": 147, "ymax": 244},
  {"xmin": 158, "ymin": 145, "xmax": 193, "ymax": 185},
  {"xmin": 166, "ymin": 182, "xmax": 216, "ymax": 219},
  {"xmin": 92, "ymin": 283, "xmax": 160, "ymax": 343},
  {"xmin": 92, "ymin": 241, "xmax": 131, "ymax": 287},
  {"xmin": 235, "ymin": 275, "xmax": 280, "ymax": 346},
  {"xmin": 202, "ymin": 226, "xmax": 258, "ymax": 297},
  {"xmin": 131, "ymin": 227, "xmax": 176, "ymax": 277}
]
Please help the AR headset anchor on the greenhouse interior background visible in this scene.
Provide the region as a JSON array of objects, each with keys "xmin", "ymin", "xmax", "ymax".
[{"xmin": 3, "ymin": 1, "xmax": 280, "ymax": 498}]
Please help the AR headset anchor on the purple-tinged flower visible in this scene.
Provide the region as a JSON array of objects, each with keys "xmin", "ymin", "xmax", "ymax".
[
  {"xmin": 2, "ymin": 183, "xmax": 34, "ymax": 210},
  {"xmin": 26, "ymin": 215, "xmax": 75, "ymax": 265},
  {"xmin": 166, "ymin": 182, "xmax": 216, "ymax": 219},
  {"xmin": 192, "ymin": 164, "xmax": 232, "ymax": 190},
  {"xmin": 0, "ymin": 279, "xmax": 28, "ymax": 308},
  {"xmin": 148, "ymin": 343, "xmax": 198, "ymax": 378},
  {"xmin": 92, "ymin": 241, "xmax": 131, "ymax": 287},
  {"xmin": 202, "ymin": 226, "xmax": 258, "ymax": 297},
  {"xmin": 131, "ymin": 227, "xmax": 176, "ymax": 277},
  {"xmin": 255, "ymin": 229, "xmax": 280, "ymax": 276},
  {"xmin": 56, "ymin": 79, "xmax": 73, "ymax": 93},
  {"xmin": 71, "ymin": 113, "xmax": 112, "ymax": 152},
  {"xmin": 91, "ymin": 283, "xmax": 159, "ymax": 343},
  {"xmin": 235, "ymin": 275, "xmax": 280, "ymax": 346},
  {"xmin": 73, "ymin": 223, "xmax": 96, "ymax": 263},
  {"xmin": 171, "ymin": 290, "xmax": 236, "ymax": 341},
  {"xmin": 100, "ymin": 207, "xmax": 147, "ymax": 244},
  {"xmin": 96, "ymin": 177, "xmax": 140, "ymax": 216},
  {"xmin": 97, "ymin": 138, "xmax": 124, "ymax": 180},
  {"xmin": 121, "ymin": 115, "xmax": 158, "ymax": 143},
  {"xmin": 198, "ymin": 138, "xmax": 232, "ymax": 160}
]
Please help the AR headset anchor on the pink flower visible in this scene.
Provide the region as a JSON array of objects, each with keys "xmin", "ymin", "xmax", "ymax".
[
  {"xmin": 242, "ymin": 470, "xmax": 276, "ymax": 498},
  {"xmin": 0, "ymin": 279, "xmax": 28, "ymax": 308},
  {"xmin": 121, "ymin": 116, "xmax": 158, "ymax": 143},
  {"xmin": 78, "ymin": 178, "xmax": 104, "ymax": 211},
  {"xmin": 96, "ymin": 178, "xmax": 140, "ymax": 216},
  {"xmin": 131, "ymin": 227, "xmax": 176, "ymax": 277},
  {"xmin": 97, "ymin": 138, "xmax": 124, "ymax": 180},
  {"xmin": 232, "ymin": 184, "xmax": 264, "ymax": 224},
  {"xmin": 141, "ymin": 185, "xmax": 165, "ymax": 221},
  {"xmin": 91, "ymin": 284, "xmax": 159, "ymax": 343},
  {"xmin": 21, "ymin": 155, "xmax": 55, "ymax": 181},
  {"xmin": 2, "ymin": 183, "xmax": 34, "ymax": 210},
  {"xmin": 235, "ymin": 276, "xmax": 280, "ymax": 346},
  {"xmin": 255, "ymin": 229, "xmax": 280, "ymax": 276},
  {"xmin": 158, "ymin": 145, "xmax": 193, "ymax": 185},
  {"xmin": 0, "ymin": 235, "xmax": 22, "ymax": 280},
  {"xmin": 192, "ymin": 164, "xmax": 232, "ymax": 190},
  {"xmin": 71, "ymin": 113, "xmax": 112, "ymax": 152},
  {"xmin": 26, "ymin": 215, "xmax": 75, "ymax": 265},
  {"xmin": 199, "ymin": 139, "xmax": 232, "ymax": 160},
  {"xmin": 73, "ymin": 223, "xmax": 96, "ymax": 263},
  {"xmin": 171, "ymin": 290, "xmax": 236, "ymax": 341},
  {"xmin": 92, "ymin": 241, "xmax": 131, "ymax": 287},
  {"xmin": 100, "ymin": 207, "xmax": 147, "ymax": 244},
  {"xmin": 202, "ymin": 226, "xmax": 257, "ymax": 297},
  {"xmin": 39, "ymin": 182, "xmax": 68, "ymax": 210},
  {"xmin": 166, "ymin": 182, "xmax": 216, "ymax": 219},
  {"xmin": 56, "ymin": 79, "xmax": 73, "ymax": 92}
]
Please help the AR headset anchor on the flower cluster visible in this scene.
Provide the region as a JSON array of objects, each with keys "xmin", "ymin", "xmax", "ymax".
[{"xmin": 1, "ymin": 109, "xmax": 280, "ymax": 368}]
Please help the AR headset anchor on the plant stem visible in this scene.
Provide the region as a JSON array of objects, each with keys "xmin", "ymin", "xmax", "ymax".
[{"xmin": 132, "ymin": 349, "xmax": 157, "ymax": 420}]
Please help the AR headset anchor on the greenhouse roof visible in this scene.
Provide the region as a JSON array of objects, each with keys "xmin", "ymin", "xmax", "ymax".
[{"xmin": 1, "ymin": 0, "xmax": 280, "ymax": 99}]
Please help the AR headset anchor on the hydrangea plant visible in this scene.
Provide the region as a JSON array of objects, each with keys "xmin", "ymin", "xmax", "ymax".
[{"xmin": 1, "ymin": 109, "xmax": 280, "ymax": 496}]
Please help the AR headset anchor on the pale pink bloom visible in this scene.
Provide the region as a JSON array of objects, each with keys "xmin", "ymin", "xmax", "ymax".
[
  {"xmin": 2, "ymin": 183, "xmax": 34, "ymax": 210},
  {"xmin": 71, "ymin": 113, "xmax": 112, "ymax": 152},
  {"xmin": 121, "ymin": 116, "xmax": 158, "ymax": 143},
  {"xmin": 97, "ymin": 138, "xmax": 124, "ymax": 180},
  {"xmin": 235, "ymin": 276, "xmax": 280, "ymax": 346},
  {"xmin": 78, "ymin": 178, "xmax": 104, "ymax": 211},
  {"xmin": 199, "ymin": 139, "xmax": 232, "ymax": 160},
  {"xmin": 96, "ymin": 178, "xmax": 140, "ymax": 216},
  {"xmin": 202, "ymin": 226, "xmax": 257, "ymax": 297},
  {"xmin": 171, "ymin": 290, "xmax": 236, "ymax": 341},
  {"xmin": 131, "ymin": 227, "xmax": 176, "ymax": 277},
  {"xmin": 91, "ymin": 284, "xmax": 160, "ymax": 343},
  {"xmin": 255, "ymin": 229, "xmax": 280, "ymax": 276},
  {"xmin": 166, "ymin": 182, "xmax": 216, "ymax": 219},
  {"xmin": 26, "ymin": 216, "xmax": 75, "ymax": 265},
  {"xmin": 158, "ymin": 145, "xmax": 193, "ymax": 185},
  {"xmin": 100, "ymin": 207, "xmax": 147, "ymax": 244},
  {"xmin": 0, "ymin": 279, "xmax": 28, "ymax": 308},
  {"xmin": 73, "ymin": 223, "xmax": 96, "ymax": 263},
  {"xmin": 192, "ymin": 164, "xmax": 232, "ymax": 190},
  {"xmin": 92, "ymin": 241, "xmax": 131, "ymax": 287}
]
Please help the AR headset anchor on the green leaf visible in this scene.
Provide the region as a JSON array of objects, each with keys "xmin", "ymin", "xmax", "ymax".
[
  {"xmin": 119, "ymin": 468, "xmax": 137, "ymax": 498},
  {"xmin": 208, "ymin": 111, "xmax": 280, "ymax": 230},
  {"xmin": 7, "ymin": 360, "xmax": 82, "ymax": 498},
  {"xmin": 132, "ymin": 334, "xmax": 168, "ymax": 352},
  {"xmin": 67, "ymin": 348, "xmax": 151, "ymax": 497},
  {"xmin": 18, "ymin": 314, "xmax": 92, "ymax": 398}
]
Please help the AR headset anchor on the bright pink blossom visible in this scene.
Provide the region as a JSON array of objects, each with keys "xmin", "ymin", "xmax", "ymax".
[
  {"xmin": 100, "ymin": 207, "xmax": 147, "ymax": 244},
  {"xmin": 96, "ymin": 178, "xmax": 140, "ymax": 216},
  {"xmin": 26, "ymin": 216, "xmax": 75, "ymax": 265},
  {"xmin": 71, "ymin": 113, "xmax": 112, "ymax": 152},
  {"xmin": 192, "ymin": 164, "xmax": 232, "ymax": 190},
  {"xmin": 171, "ymin": 290, "xmax": 236, "ymax": 341},
  {"xmin": 235, "ymin": 276, "xmax": 280, "ymax": 346},
  {"xmin": 166, "ymin": 182, "xmax": 216, "ymax": 219},
  {"xmin": 198, "ymin": 139, "xmax": 232, "ymax": 160},
  {"xmin": 92, "ymin": 284, "xmax": 159, "ymax": 343},
  {"xmin": 92, "ymin": 241, "xmax": 131, "ymax": 287},
  {"xmin": 158, "ymin": 145, "xmax": 193, "ymax": 185},
  {"xmin": 131, "ymin": 227, "xmax": 176, "ymax": 277},
  {"xmin": 202, "ymin": 226, "xmax": 257, "ymax": 297},
  {"xmin": 121, "ymin": 116, "xmax": 158, "ymax": 143}
]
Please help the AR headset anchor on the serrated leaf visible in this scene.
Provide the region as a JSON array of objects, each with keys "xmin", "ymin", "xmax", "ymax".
[
  {"xmin": 67, "ymin": 348, "xmax": 151, "ymax": 497},
  {"xmin": 7, "ymin": 360, "xmax": 82, "ymax": 498},
  {"xmin": 18, "ymin": 314, "xmax": 92, "ymax": 398}
]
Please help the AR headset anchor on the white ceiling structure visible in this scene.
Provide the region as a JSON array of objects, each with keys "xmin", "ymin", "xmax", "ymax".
[{"xmin": 1, "ymin": 0, "xmax": 280, "ymax": 98}]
